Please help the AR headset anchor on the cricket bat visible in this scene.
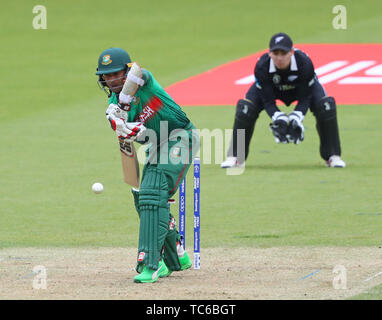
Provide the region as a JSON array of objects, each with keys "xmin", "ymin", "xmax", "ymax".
[
  {"xmin": 117, "ymin": 61, "xmax": 144, "ymax": 189},
  {"xmin": 119, "ymin": 137, "xmax": 140, "ymax": 189}
]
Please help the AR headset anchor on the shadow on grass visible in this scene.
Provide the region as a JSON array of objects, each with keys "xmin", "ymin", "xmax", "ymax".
[
  {"xmin": 233, "ymin": 231, "xmax": 304, "ymax": 240},
  {"xmin": 243, "ymin": 163, "xmax": 324, "ymax": 171},
  {"xmin": 243, "ymin": 163, "xmax": 379, "ymax": 170},
  {"xmin": 234, "ymin": 234, "xmax": 281, "ymax": 239}
]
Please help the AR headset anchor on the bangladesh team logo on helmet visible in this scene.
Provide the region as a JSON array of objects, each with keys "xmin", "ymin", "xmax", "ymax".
[
  {"xmin": 101, "ymin": 54, "xmax": 112, "ymax": 65},
  {"xmin": 96, "ymin": 47, "xmax": 131, "ymax": 75},
  {"xmin": 96, "ymin": 47, "xmax": 132, "ymax": 97}
]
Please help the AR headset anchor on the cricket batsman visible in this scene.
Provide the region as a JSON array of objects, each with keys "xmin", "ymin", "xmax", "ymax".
[
  {"xmin": 96, "ymin": 47, "xmax": 200, "ymax": 283},
  {"xmin": 221, "ymin": 32, "xmax": 346, "ymax": 168}
]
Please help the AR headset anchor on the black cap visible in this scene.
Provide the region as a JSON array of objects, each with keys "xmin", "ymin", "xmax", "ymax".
[{"xmin": 269, "ymin": 33, "xmax": 293, "ymax": 52}]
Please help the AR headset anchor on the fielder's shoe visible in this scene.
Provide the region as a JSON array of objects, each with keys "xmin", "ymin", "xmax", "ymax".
[
  {"xmin": 220, "ymin": 157, "xmax": 245, "ymax": 168},
  {"xmin": 326, "ymin": 155, "xmax": 346, "ymax": 168},
  {"xmin": 133, "ymin": 260, "xmax": 169, "ymax": 283}
]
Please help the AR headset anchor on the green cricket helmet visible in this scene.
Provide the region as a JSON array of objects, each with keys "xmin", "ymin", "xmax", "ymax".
[
  {"xmin": 96, "ymin": 47, "xmax": 131, "ymax": 97},
  {"xmin": 96, "ymin": 47, "xmax": 131, "ymax": 75}
]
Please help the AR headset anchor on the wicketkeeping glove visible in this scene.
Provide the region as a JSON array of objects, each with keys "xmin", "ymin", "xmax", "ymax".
[
  {"xmin": 287, "ymin": 111, "xmax": 305, "ymax": 144},
  {"xmin": 269, "ymin": 111, "xmax": 289, "ymax": 144}
]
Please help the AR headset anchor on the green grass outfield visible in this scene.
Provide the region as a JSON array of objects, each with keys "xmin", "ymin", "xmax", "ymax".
[
  {"xmin": 351, "ymin": 283, "xmax": 382, "ymax": 300},
  {"xmin": 1, "ymin": 0, "xmax": 382, "ymax": 299}
]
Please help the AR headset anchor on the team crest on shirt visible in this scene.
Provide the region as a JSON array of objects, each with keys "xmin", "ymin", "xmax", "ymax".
[
  {"xmin": 273, "ymin": 74, "xmax": 281, "ymax": 84},
  {"xmin": 101, "ymin": 55, "xmax": 112, "ymax": 65},
  {"xmin": 132, "ymin": 96, "xmax": 140, "ymax": 105}
]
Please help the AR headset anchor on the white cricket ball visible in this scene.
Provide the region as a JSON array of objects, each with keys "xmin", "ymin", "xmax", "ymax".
[{"xmin": 92, "ymin": 182, "xmax": 104, "ymax": 194}]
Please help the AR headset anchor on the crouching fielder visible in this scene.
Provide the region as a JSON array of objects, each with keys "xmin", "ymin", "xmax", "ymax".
[
  {"xmin": 96, "ymin": 48, "xmax": 200, "ymax": 283},
  {"xmin": 221, "ymin": 33, "xmax": 346, "ymax": 169}
]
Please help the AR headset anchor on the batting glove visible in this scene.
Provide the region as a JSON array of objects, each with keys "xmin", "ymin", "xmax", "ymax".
[
  {"xmin": 105, "ymin": 103, "xmax": 128, "ymax": 122},
  {"xmin": 106, "ymin": 103, "xmax": 143, "ymax": 140},
  {"xmin": 124, "ymin": 122, "xmax": 146, "ymax": 141},
  {"xmin": 107, "ymin": 113, "xmax": 146, "ymax": 141},
  {"xmin": 287, "ymin": 111, "xmax": 305, "ymax": 144},
  {"xmin": 269, "ymin": 111, "xmax": 289, "ymax": 144}
]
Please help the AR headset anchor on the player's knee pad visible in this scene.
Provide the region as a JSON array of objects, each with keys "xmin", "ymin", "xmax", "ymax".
[
  {"xmin": 235, "ymin": 99, "xmax": 260, "ymax": 123},
  {"xmin": 137, "ymin": 166, "xmax": 170, "ymax": 270},
  {"xmin": 314, "ymin": 96, "xmax": 337, "ymax": 121}
]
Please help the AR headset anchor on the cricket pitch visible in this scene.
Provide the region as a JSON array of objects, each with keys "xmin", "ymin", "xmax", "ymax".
[{"xmin": 1, "ymin": 247, "xmax": 381, "ymax": 300}]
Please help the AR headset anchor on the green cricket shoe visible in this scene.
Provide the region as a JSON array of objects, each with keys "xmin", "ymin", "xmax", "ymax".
[
  {"xmin": 179, "ymin": 251, "xmax": 192, "ymax": 270},
  {"xmin": 160, "ymin": 251, "xmax": 193, "ymax": 278},
  {"xmin": 134, "ymin": 260, "xmax": 169, "ymax": 283},
  {"xmin": 159, "ymin": 267, "xmax": 172, "ymax": 278}
]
